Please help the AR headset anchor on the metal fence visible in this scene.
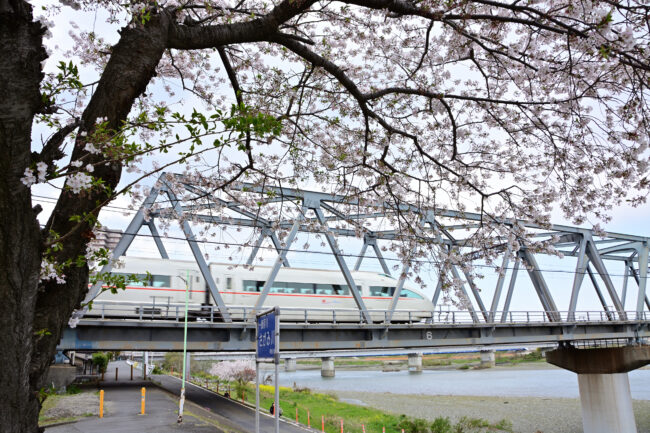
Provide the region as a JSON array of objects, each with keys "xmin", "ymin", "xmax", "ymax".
[{"xmin": 86, "ymin": 300, "xmax": 649, "ymax": 325}]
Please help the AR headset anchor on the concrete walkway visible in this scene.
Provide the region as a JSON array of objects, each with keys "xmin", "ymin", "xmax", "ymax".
[
  {"xmin": 46, "ymin": 361, "xmax": 311, "ymax": 433},
  {"xmin": 101, "ymin": 360, "xmax": 148, "ymax": 383},
  {"xmin": 45, "ymin": 385, "xmax": 225, "ymax": 433},
  {"xmin": 151, "ymin": 374, "xmax": 310, "ymax": 433}
]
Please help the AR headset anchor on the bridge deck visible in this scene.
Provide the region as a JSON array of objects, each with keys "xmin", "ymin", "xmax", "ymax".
[{"xmin": 60, "ymin": 315, "xmax": 650, "ymax": 352}]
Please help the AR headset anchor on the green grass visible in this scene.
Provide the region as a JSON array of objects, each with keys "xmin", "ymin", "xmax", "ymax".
[
  {"xmin": 39, "ymin": 394, "xmax": 62, "ymax": 416},
  {"xmin": 199, "ymin": 380, "xmax": 511, "ymax": 433},
  {"xmin": 495, "ymin": 350, "xmax": 545, "ymax": 366}
]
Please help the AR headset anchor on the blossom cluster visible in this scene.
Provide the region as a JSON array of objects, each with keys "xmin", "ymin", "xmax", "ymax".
[
  {"xmin": 40, "ymin": 259, "xmax": 66, "ymax": 285},
  {"xmin": 209, "ymin": 360, "xmax": 255, "ymax": 383},
  {"xmin": 21, "ymin": 162, "xmax": 48, "ymax": 187}
]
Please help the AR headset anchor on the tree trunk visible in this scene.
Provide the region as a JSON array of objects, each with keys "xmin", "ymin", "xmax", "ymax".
[
  {"xmin": 0, "ymin": 2, "xmax": 47, "ymax": 432},
  {"xmin": 1, "ymin": 4, "xmax": 170, "ymax": 432}
]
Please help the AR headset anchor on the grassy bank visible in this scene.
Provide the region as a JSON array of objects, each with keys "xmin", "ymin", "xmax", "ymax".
[
  {"xmin": 181, "ymin": 373, "xmax": 513, "ymax": 433},
  {"xmin": 295, "ymin": 349, "xmax": 546, "ymax": 370}
]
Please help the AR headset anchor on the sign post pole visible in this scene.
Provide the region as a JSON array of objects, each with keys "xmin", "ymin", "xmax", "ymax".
[
  {"xmin": 274, "ymin": 306, "xmax": 280, "ymax": 433},
  {"xmin": 256, "ymin": 306, "xmax": 280, "ymax": 433},
  {"xmin": 255, "ymin": 338, "xmax": 260, "ymax": 433}
]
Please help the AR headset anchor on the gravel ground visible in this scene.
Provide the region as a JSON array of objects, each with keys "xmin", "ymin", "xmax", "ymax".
[
  {"xmin": 41, "ymin": 391, "xmax": 100, "ymax": 421},
  {"xmin": 334, "ymin": 391, "xmax": 650, "ymax": 433}
]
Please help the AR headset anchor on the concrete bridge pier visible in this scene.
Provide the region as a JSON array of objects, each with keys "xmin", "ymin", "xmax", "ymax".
[
  {"xmin": 285, "ymin": 358, "xmax": 297, "ymax": 372},
  {"xmin": 321, "ymin": 357, "xmax": 335, "ymax": 377},
  {"xmin": 479, "ymin": 349, "xmax": 496, "ymax": 368},
  {"xmin": 408, "ymin": 353, "xmax": 423, "ymax": 373},
  {"xmin": 546, "ymin": 345, "xmax": 650, "ymax": 433}
]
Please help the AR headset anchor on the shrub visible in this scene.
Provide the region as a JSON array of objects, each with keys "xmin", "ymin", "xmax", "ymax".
[
  {"xmin": 66, "ymin": 384, "xmax": 81, "ymax": 395},
  {"xmin": 91, "ymin": 353, "xmax": 109, "ymax": 373},
  {"xmin": 162, "ymin": 352, "xmax": 184, "ymax": 372},
  {"xmin": 431, "ymin": 417, "xmax": 453, "ymax": 433},
  {"xmin": 398, "ymin": 416, "xmax": 430, "ymax": 433},
  {"xmin": 453, "ymin": 416, "xmax": 513, "ymax": 433},
  {"xmin": 493, "ymin": 419, "xmax": 513, "ymax": 431}
]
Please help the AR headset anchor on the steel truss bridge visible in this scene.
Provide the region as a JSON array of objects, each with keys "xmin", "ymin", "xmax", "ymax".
[{"xmin": 60, "ymin": 173, "xmax": 650, "ymax": 352}]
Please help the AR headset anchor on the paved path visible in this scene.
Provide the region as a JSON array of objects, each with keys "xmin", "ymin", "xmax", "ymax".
[
  {"xmin": 102, "ymin": 360, "xmax": 148, "ymax": 383},
  {"xmin": 45, "ymin": 385, "xmax": 224, "ymax": 433},
  {"xmin": 46, "ymin": 360, "xmax": 310, "ymax": 433},
  {"xmin": 151, "ymin": 374, "xmax": 310, "ymax": 433}
]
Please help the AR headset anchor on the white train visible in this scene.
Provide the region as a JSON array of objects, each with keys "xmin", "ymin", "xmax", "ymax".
[{"xmin": 90, "ymin": 257, "xmax": 435, "ymax": 322}]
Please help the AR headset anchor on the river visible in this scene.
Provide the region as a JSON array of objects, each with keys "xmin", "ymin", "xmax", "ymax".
[{"xmin": 275, "ymin": 367, "xmax": 650, "ymax": 399}]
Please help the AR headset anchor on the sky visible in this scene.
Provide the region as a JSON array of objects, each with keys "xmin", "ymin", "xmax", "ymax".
[{"xmin": 29, "ymin": 1, "xmax": 650, "ymax": 316}]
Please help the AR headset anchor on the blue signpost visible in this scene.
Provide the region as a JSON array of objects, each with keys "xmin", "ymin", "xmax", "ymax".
[
  {"xmin": 256, "ymin": 307, "xmax": 280, "ymax": 433},
  {"xmin": 257, "ymin": 310, "xmax": 276, "ymax": 360}
]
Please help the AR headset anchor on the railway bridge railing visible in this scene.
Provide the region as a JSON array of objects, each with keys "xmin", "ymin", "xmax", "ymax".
[
  {"xmin": 61, "ymin": 301, "xmax": 650, "ymax": 352},
  {"xmin": 87, "ymin": 300, "xmax": 648, "ymax": 325}
]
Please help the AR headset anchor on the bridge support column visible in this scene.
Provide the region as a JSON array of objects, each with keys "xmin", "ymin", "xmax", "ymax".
[
  {"xmin": 285, "ymin": 358, "xmax": 297, "ymax": 372},
  {"xmin": 408, "ymin": 353, "xmax": 422, "ymax": 373},
  {"xmin": 479, "ymin": 349, "xmax": 496, "ymax": 368},
  {"xmin": 321, "ymin": 357, "xmax": 335, "ymax": 377},
  {"xmin": 546, "ymin": 345, "xmax": 650, "ymax": 433}
]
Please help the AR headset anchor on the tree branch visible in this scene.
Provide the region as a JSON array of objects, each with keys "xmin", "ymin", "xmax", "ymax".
[{"xmin": 33, "ymin": 119, "xmax": 80, "ymax": 165}]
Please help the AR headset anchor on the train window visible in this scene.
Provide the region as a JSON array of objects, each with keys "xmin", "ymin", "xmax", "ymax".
[
  {"xmin": 113, "ymin": 273, "xmax": 148, "ymax": 287},
  {"xmin": 288, "ymin": 282, "xmax": 314, "ymax": 294},
  {"xmin": 270, "ymin": 282, "xmax": 286, "ymax": 294},
  {"xmin": 315, "ymin": 284, "xmax": 349, "ymax": 295},
  {"xmin": 151, "ymin": 275, "xmax": 171, "ymax": 288},
  {"xmin": 369, "ymin": 286, "xmax": 395, "ymax": 297},
  {"xmin": 400, "ymin": 289, "xmax": 423, "ymax": 299},
  {"xmin": 242, "ymin": 280, "xmax": 259, "ymax": 292},
  {"xmin": 242, "ymin": 281, "xmax": 317, "ymax": 294},
  {"xmin": 111, "ymin": 273, "xmax": 170, "ymax": 288},
  {"xmin": 226, "ymin": 278, "xmax": 232, "ymax": 291}
]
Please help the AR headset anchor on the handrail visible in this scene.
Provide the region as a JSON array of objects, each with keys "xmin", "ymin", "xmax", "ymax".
[{"xmin": 82, "ymin": 301, "xmax": 649, "ymax": 325}]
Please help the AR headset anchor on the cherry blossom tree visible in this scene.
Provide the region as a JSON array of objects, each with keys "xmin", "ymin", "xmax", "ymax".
[
  {"xmin": 1, "ymin": 0, "xmax": 649, "ymax": 431},
  {"xmin": 210, "ymin": 360, "xmax": 256, "ymax": 397},
  {"xmin": 210, "ymin": 359, "xmax": 256, "ymax": 382}
]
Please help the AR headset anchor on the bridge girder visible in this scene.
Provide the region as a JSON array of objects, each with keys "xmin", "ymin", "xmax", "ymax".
[{"xmin": 76, "ymin": 172, "xmax": 650, "ymax": 326}]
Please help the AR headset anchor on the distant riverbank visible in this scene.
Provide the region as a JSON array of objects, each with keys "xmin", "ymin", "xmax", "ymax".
[
  {"xmin": 277, "ymin": 366, "xmax": 650, "ymax": 399},
  {"xmin": 332, "ymin": 391, "xmax": 650, "ymax": 433}
]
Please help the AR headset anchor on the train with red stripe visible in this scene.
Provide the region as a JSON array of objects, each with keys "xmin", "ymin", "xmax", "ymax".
[{"xmin": 90, "ymin": 257, "xmax": 435, "ymax": 322}]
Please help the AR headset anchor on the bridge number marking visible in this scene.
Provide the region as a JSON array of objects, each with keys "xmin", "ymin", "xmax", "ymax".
[{"xmin": 425, "ymin": 331, "xmax": 433, "ymax": 340}]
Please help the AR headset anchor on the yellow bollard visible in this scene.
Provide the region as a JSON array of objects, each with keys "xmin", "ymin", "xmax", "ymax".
[
  {"xmin": 140, "ymin": 387, "xmax": 146, "ymax": 415},
  {"xmin": 99, "ymin": 390, "xmax": 104, "ymax": 418}
]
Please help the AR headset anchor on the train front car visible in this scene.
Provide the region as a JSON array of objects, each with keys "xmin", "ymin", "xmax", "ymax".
[{"xmin": 88, "ymin": 257, "xmax": 207, "ymax": 320}]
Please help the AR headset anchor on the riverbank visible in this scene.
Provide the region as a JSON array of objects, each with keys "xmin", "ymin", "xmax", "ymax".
[
  {"xmin": 295, "ymin": 350, "xmax": 551, "ymax": 372},
  {"xmin": 333, "ymin": 391, "xmax": 650, "ymax": 433}
]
